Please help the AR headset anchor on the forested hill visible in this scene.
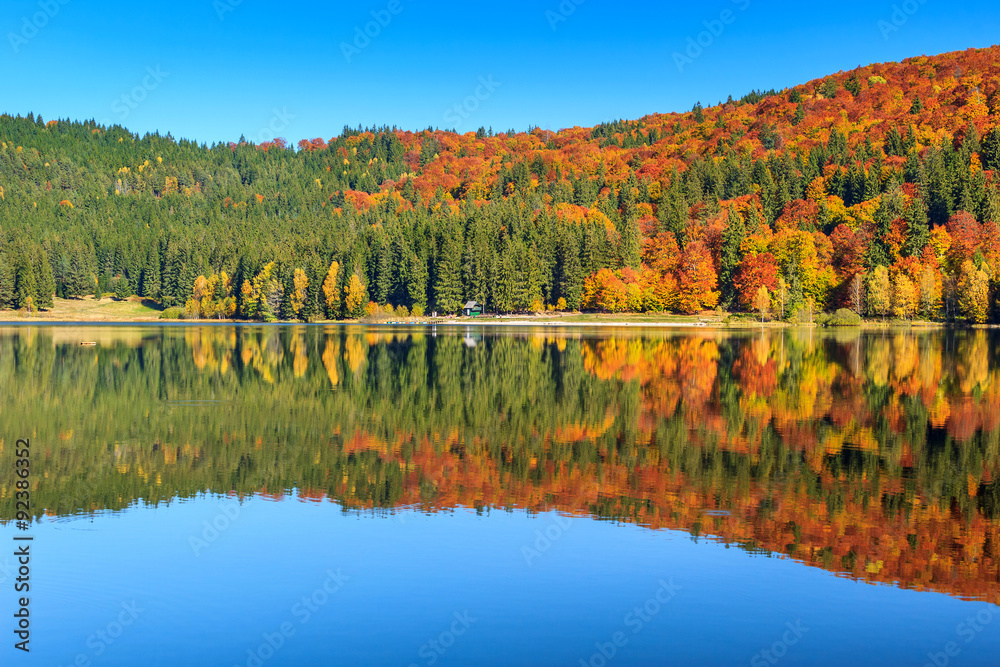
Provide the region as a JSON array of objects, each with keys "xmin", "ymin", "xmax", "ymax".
[{"xmin": 2, "ymin": 45, "xmax": 1000, "ymax": 321}]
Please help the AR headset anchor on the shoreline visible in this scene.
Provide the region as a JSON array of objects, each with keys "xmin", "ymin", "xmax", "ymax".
[
  {"xmin": 0, "ymin": 315, "xmax": 962, "ymax": 330},
  {"xmin": 0, "ymin": 297, "xmax": 972, "ymax": 329}
]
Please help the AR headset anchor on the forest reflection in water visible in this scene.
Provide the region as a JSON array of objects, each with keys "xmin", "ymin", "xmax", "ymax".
[{"xmin": 1, "ymin": 324, "xmax": 998, "ymax": 605}]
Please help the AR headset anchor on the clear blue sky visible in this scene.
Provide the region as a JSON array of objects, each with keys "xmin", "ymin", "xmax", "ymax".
[{"xmin": 2, "ymin": 0, "xmax": 997, "ymax": 146}]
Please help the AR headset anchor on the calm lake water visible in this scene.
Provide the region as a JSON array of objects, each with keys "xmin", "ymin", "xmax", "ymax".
[{"xmin": 1, "ymin": 324, "xmax": 999, "ymax": 666}]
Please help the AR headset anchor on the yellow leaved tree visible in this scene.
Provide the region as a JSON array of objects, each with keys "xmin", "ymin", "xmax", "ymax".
[
  {"xmin": 344, "ymin": 273, "xmax": 368, "ymax": 318},
  {"xmin": 321, "ymin": 261, "xmax": 340, "ymax": 318}
]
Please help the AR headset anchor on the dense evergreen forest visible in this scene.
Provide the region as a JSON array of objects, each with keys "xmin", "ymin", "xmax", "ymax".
[{"xmin": 4, "ymin": 46, "xmax": 1000, "ymax": 321}]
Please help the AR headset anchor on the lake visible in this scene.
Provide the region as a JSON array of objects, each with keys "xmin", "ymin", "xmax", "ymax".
[{"xmin": 1, "ymin": 324, "xmax": 998, "ymax": 666}]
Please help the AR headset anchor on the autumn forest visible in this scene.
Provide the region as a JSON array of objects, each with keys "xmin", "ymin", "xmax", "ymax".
[{"xmin": 4, "ymin": 47, "xmax": 1000, "ymax": 321}]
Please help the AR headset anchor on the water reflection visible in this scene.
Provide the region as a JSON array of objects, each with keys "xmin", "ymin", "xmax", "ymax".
[{"xmin": 1, "ymin": 325, "xmax": 998, "ymax": 604}]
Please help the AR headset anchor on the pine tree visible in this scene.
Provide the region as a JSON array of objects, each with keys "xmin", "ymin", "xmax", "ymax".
[
  {"xmin": 557, "ymin": 227, "xmax": 584, "ymax": 311},
  {"xmin": 407, "ymin": 254, "xmax": 427, "ymax": 312},
  {"xmin": 301, "ymin": 261, "xmax": 322, "ymax": 322},
  {"xmin": 67, "ymin": 246, "xmax": 91, "ymax": 298},
  {"xmin": 13, "ymin": 250, "xmax": 38, "ymax": 311},
  {"xmin": 96, "ymin": 272, "xmax": 112, "ymax": 300},
  {"xmin": 718, "ymin": 206, "xmax": 746, "ymax": 308},
  {"xmin": 33, "ymin": 247, "xmax": 55, "ymax": 308},
  {"xmin": 0, "ymin": 252, "xmax": 13, "ymax": 309},
  {"xmin": 370, "ymin": 231, "xmax": 392, "ymax": 305},
  {"xmin": 903, "ymin": 196, "xmax": 930, "ymax": 257},
  {"xmin": 523, "ymin": 245, "xmax": 544, "ymax": 311},
  {"xmin": 495, "ymin": 241, "xmax": 517, "ymax": 313},
  {"xmin": 161, "ymin": 245, "xmax": 184, "ymax": 306},
  {"xmin": 692, "ymin": 102, "xmax": 704, "ymax": 123},
  {"xmin": 982, "ymin": 127, "xmax": 1000, "ymax": 172},
  {"xmin": 792, "ymin": 103, "xmax": 805, "ymax": 126},
  {"xmin": 433, "ymin": 226, "xmax": 464, "ymax": 314},
  {"xmin": 141, "ymin": 245, "xmax": 161, "ymax": 300},
  {"xmin": 844, "ymin": 72, "xmax": 861, "ymax": 97},
  {"xmin": 462, "ymin": 220, "xmax": 494, "ymax": 312},
  {"xmin": 278, "ymin": 270, "xmax": 296, "ymax": 320}
]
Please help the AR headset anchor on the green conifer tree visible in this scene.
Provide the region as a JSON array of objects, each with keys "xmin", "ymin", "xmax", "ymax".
[
  {"xmin": 33, "ymin": 247, "xmax": 55, "ymax": 308},
  {"xmin": 0, "ymin": 252, "xmax": 14, "ymax": 309},
  {"xmin": 13, "ymin": 251, "xmax": 38, "ymax": 310},
  {"xmin": 719, "ymin": 207, "xmax": 746, "ymax": 308},
  {"xmin": 433, "ymin": 226, "xmax": 464, "ymax": 314}
]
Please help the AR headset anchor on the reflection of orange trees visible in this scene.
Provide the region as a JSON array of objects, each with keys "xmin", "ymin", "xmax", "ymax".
[
  {"xmin": 301, "ymin": 424, "xmax": 1000, "ymax": 605},
  {"xmin": 322, "ymin": 338, "xmax": 341, "ymax": 387},
  {"xmin": 553, "ymin": 415, "xmax": 616, "ymax": 444},
  {"xmin": 5, "ymin": 328, "xmax": 1000, "ymax": 605},
  {"xmin": 186, "ymin": 327, "xmax": 235, "ymax": 373},
  {"xmin": 239, "ymin": 331, "xmax": 286, "ymax": 384},
  {"xmin": 344, "ymin": 335, "xmax": 367, "ymax": 373},
  {"xmin": 581, "ymin": 335, "xmax": 719, "ymax": 429},
  {"xmin": 289, "ymin": 327, "xmax": 309, "ymax": 378}
]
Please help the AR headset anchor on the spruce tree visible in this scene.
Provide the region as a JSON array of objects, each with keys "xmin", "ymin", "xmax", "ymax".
[
  {"xmin": 719, "ymin": 207, "xmax": 746, "ymax": 308},
  {"xmin": 557, "ymin": 228, "xmax": 584, "ymax": 311},
  {"xmin": 33, "ymin": 247, "xmax": 55, "ymax": 308},
  {"xmin": 301, "ymin": 260, "xmax": 322, "ymax": 322},
  {"xmin": 495, "ymin": 241, "xmax": 517, "ymax": 313},
  {"xmin": 619, "ymin": 219, "xmax": 641, "ymax": 270},
  {"xmin": 433, "ymin": 226, "xmax": 464, "ymax": 314},
  {"xmin": 0, "ymin": 252, "xmax": 13, "ymax": 309},
  {"xmin": 407, "ymin": 254, "xmax": 428, "ymax": 313},
  {"xmin": 692, "ymin": 102, "xmax": 704, "ymax": 123},
  {"xmin": 278, "ymin": 270, "xmax": 296, "ymax": 320},
  {"xmin": 13, "ymin": 251, "xmax": 38, "ymax": 310},
  {"xmin": 982, "ymin": 127, "xmax": 1000, "ymax": 172},
  {"xmin": 792, "ymin": 103, "xmax": 805, "ymax": 126},
  {"xmin": 67, "ymin": 246, "xmax": 91, "ymax": 298},
  {"xmin": 903, "ymin": 196, "xmax": 930, "ymax": 257},
  {"xmin": 372, "ymin": 234, "xmax": 392, "ymax": 305},
  {"xmin": 141, "ymin": 245, "xmax": 161, "ymax": 300}
]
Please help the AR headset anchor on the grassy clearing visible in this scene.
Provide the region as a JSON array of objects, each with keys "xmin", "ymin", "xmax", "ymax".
[{"xmin": 0, "ymin": 296, "xmax": 164, "ymax": 322}]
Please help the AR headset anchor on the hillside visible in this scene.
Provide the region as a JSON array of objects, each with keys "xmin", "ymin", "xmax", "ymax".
[{"xmin": 2, "ymin": 45, "xmax": 1000, "ymax": 320}]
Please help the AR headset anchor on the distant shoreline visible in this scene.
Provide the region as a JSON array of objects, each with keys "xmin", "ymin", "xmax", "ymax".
[{"xmin": 0, "ymin": 296, "xmax": 966, "ymax": 329}]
